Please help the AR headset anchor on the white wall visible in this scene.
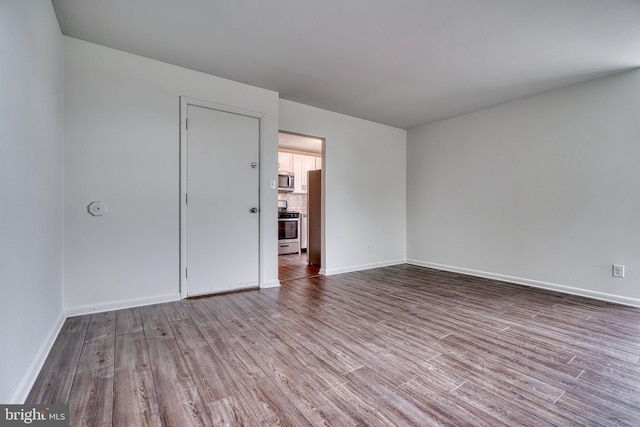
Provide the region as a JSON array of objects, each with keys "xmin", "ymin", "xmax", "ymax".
[
  {"xmin": 407, "ymin": 69, "xmax": 640, "ymax": 306},
  {"xmin": 280, "ymin": 100, "xmax": 407, "ymax": 275},
  {"xmin": 64, "ymin": 38, "xmax": 279, "ymax": 314},
  {"xmin": 0, "ymin": 1, "xmax": 65, "ymax": 402}
]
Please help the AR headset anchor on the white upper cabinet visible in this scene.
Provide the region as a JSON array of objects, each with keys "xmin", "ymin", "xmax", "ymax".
[
  {"xmin": 279, "ymin": 149, "xmax": 321, "ymax": 193},
  {"xmin": 292, "ymin": 154, "xmax": 305, "ymax": 193},
  {"xmin": 291, "ymin": 153, "xmax": 322, "ymax": 193},
  {"xmin": 278, "ymin": 151, "xmax": 293, "ymax": 172}
]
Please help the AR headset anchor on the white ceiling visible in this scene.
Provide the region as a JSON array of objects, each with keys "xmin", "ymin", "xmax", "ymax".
[
  {"xmin": 51, "ymin": 0, "xmax": 640, "ymax": 129},
  {"xmin": 278, "ymin": 132, "xmax": 322, "ymax": 154}
]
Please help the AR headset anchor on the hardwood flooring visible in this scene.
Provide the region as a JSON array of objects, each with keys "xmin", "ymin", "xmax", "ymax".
[
  {"xmin": 278, "ymin": 251, "xmax": 320, "ymax": 282},
  {"xmin": 27, "ymin": 264, "xmax": 640, "ymax": 426}
]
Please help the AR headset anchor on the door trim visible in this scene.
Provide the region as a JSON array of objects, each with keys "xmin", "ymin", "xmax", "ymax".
[{"xmin": 179, "ymin": 96, "xmax": 264, "ymax": 299}]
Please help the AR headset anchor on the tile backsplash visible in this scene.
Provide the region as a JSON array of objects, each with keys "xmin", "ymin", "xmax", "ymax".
[{"xmin": 279, "ymin": 192, "xmax": 308, "ymax": 214}]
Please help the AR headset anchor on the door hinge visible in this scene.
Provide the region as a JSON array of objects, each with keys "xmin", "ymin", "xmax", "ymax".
[
  {"xmin": 185, "ymin": 193, "xmax": 188, "ymax": 204},
  {"xmin": 185, "ymin": 268, "xmax": 188, "ymax": 279},
  {"xmin": 185, "ymin": 118, "xmax": 188, "ymax": 130}
]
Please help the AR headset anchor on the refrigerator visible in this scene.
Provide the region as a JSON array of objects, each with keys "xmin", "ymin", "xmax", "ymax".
[{"xmin": 307, "ymin": 170, "xmax": 321, "ymax": 266}]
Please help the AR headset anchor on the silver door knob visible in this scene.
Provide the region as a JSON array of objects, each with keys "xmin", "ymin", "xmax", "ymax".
[
  {"xmin": 250, "ymin": 207, "xmax": 258, "ymax": 213},
  {"xmin": 250, "ymin": 162, "xmax": 258, "ymax": 168}
]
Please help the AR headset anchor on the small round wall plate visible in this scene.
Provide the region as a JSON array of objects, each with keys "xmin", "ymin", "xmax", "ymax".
[{"xmin": 87, "ymin": 201, "xmax": 107, "ymax": 217}]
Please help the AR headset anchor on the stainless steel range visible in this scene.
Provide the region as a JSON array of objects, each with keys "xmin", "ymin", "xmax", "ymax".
[{"xmin": 278, "ymin": 201, "xmax": 300, "ymax": 255}]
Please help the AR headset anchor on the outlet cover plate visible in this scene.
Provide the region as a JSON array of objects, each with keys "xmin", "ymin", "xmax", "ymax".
[{"xmin": 612, "ymin": 264, "xmax": 625, "ymax": 278}]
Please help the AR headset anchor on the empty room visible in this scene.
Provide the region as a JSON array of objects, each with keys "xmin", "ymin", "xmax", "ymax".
[{"xmin": 2, "ymin": 0, "xmax": 640, "ymax": 425}]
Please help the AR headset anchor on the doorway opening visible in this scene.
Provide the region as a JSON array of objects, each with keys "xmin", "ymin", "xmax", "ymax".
[{"xmin": 277, "ymin": 131, "xmax": 324, "ymax": 283}]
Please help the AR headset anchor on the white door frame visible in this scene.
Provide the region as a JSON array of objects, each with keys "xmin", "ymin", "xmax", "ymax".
[{"xmin": 179, "ymin": 96, "xmax": 264, "ymax": 299}]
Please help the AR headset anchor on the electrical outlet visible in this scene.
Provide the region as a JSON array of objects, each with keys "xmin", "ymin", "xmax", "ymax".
[{"xmin": 612, "ymin": 264, "xmax": 625, "ymax": 278}]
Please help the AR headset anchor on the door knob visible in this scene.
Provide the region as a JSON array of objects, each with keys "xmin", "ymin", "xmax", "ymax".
[
  {"xmin": 250, "ymin": 207, "xmax": 258, "ymax": 213},
  {"xmin": 251, "ymin": 162, "xmax": 258, "ymax": 168}
]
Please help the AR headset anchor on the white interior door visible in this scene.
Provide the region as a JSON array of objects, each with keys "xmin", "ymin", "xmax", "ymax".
[{"xmin": 185, "ymin": 104, "xmax": 259, "ymax": 296}]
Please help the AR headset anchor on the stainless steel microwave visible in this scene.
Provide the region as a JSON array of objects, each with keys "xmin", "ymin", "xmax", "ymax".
[{"xmin": 278, "ymin": 171, "xmax": 294, "ymax": 192}]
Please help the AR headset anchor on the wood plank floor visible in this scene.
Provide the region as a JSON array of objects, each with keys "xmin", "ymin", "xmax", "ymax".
[
  {"xmin": 27, "ymin": 264, "xmax": 640, "ymax": 426},
  {"xmin": 278, "ymin": 251, "xmax": 320, "ymax": 282}
]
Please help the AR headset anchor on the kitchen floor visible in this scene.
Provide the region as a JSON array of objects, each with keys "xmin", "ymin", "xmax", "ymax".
[{"xmin": 278, "ymin": 251, "xmax": 320, "ymax": 282}]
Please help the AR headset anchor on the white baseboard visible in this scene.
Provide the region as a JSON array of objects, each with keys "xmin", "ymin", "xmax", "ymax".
[
  {"xmin": 11, "ymin": 311, "xmax": 66, "ymax": 404},
  {"xmin": 407, "ymin": 259, "xmax": 640, "ymax": 308},
  {"xmin": 66, "ymin": 292, "xmax": 181, "ymax": 317},
  {"xmin": 261, "ymin": 279, "xmax": 281, "ymax": 289},
  {"xmin": 324, "ymin": 259, "xmax": 406, "ymax": 276}
]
